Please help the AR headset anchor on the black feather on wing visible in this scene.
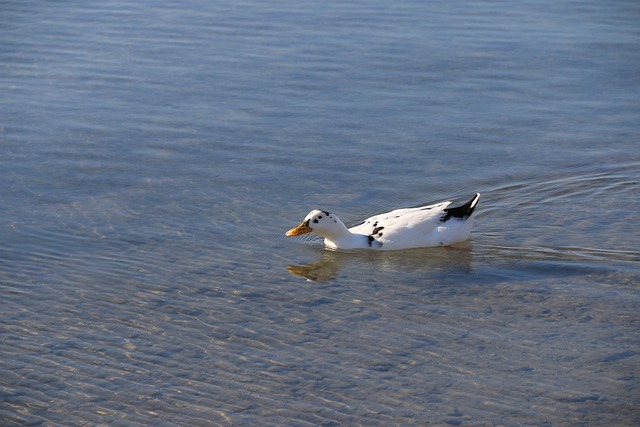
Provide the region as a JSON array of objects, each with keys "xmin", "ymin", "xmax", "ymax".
[{"xmin": 441, "ymin": 193, "xmax": 480, "ymax": 223}]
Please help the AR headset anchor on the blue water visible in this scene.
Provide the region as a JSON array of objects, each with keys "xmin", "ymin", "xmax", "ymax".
[{"xmin": 2, "ymin": 0, "xmax": 639, "ymax": 425}]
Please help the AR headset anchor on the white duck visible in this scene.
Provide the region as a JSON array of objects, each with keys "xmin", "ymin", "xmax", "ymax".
[{"xmin": 285, "ymin": 193, "xmax": 480, "ymax": 250}]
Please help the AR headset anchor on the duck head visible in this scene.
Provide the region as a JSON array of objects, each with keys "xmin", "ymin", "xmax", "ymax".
[{"xmin": 285, "ymin": 209, "xmax": 345, "ymax": 239}]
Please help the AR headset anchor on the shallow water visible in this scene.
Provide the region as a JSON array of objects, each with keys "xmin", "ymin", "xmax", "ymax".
[{"xmin": 2, "ymin": 0, "xmax": 639, "ymax": 425}]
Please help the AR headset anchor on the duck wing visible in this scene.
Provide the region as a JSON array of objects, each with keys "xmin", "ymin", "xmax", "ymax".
[
  {"xmin": 348, "ymin": 201, "xmax": 451, "ymax": 238},
  {"xmin": 347, "ymin": 194, "xmax": 480, "ymax": 249}
]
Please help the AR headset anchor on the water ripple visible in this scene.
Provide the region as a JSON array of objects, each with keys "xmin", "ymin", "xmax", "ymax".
[{"xmin": 2, "ymin": 0, "xmax": 639, "ymax": 425}]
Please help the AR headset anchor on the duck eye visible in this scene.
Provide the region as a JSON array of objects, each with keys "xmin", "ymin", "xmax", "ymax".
[{"xmin": 318, "ymin": 216, "xmax": 323, "ymax": 219}]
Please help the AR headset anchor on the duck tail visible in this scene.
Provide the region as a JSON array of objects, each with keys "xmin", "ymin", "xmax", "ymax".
[{"xmin": 441, "ymin": 193, "xmax": 480, "ymax": 222}]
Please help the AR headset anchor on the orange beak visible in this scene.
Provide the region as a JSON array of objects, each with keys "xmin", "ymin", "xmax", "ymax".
[{"xmin": 285, "ymin": 219, "xmax": 313, "ymax": 237}]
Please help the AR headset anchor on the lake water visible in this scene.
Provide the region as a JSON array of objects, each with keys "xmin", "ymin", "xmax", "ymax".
[{"xmin": 1, "ymin": 0, "xmax": 639, "ymax": 425}]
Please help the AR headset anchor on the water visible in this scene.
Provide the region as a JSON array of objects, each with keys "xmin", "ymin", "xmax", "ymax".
[{"xmin": 1, "ymin": 0, "xmax": 639, "ymax": 425}]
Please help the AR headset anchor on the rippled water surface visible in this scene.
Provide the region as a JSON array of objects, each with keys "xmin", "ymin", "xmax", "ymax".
[{"xmin": 2, "ymin": 0, "xmax": 639, "ymax": 425}]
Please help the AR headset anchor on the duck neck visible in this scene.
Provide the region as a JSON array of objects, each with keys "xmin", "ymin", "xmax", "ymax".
[{"xmin": 321, "ymin": 220, "xmax": 355, "ymax": 249}]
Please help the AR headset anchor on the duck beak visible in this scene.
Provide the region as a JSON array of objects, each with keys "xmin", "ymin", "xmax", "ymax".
[{"xmin": 285, "ymin": 219, "xmax": 313, "ymax": 237}]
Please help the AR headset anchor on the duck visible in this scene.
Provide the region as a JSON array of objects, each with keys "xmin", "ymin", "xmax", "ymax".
[{"xmin": 285, "ymin": 193, "xmax": 480, "ymax": 250}]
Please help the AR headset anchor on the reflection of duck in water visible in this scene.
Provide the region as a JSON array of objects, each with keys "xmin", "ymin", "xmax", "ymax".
[
  {"xmin": 286, "ymin": 194, "xmax": 480, "ymax": 251},
  {"xmin": 286, "ymin": 251, "xmax": 345, "ymax": 282},
  {"xmin": 286, "ymin": 243, "xmax": 474, "ymax": 282}
]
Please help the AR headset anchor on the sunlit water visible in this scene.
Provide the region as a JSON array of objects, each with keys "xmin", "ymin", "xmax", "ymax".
[{"xmin": 2, "ymin": 0, "xmax": 639, "ymax": 425}]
